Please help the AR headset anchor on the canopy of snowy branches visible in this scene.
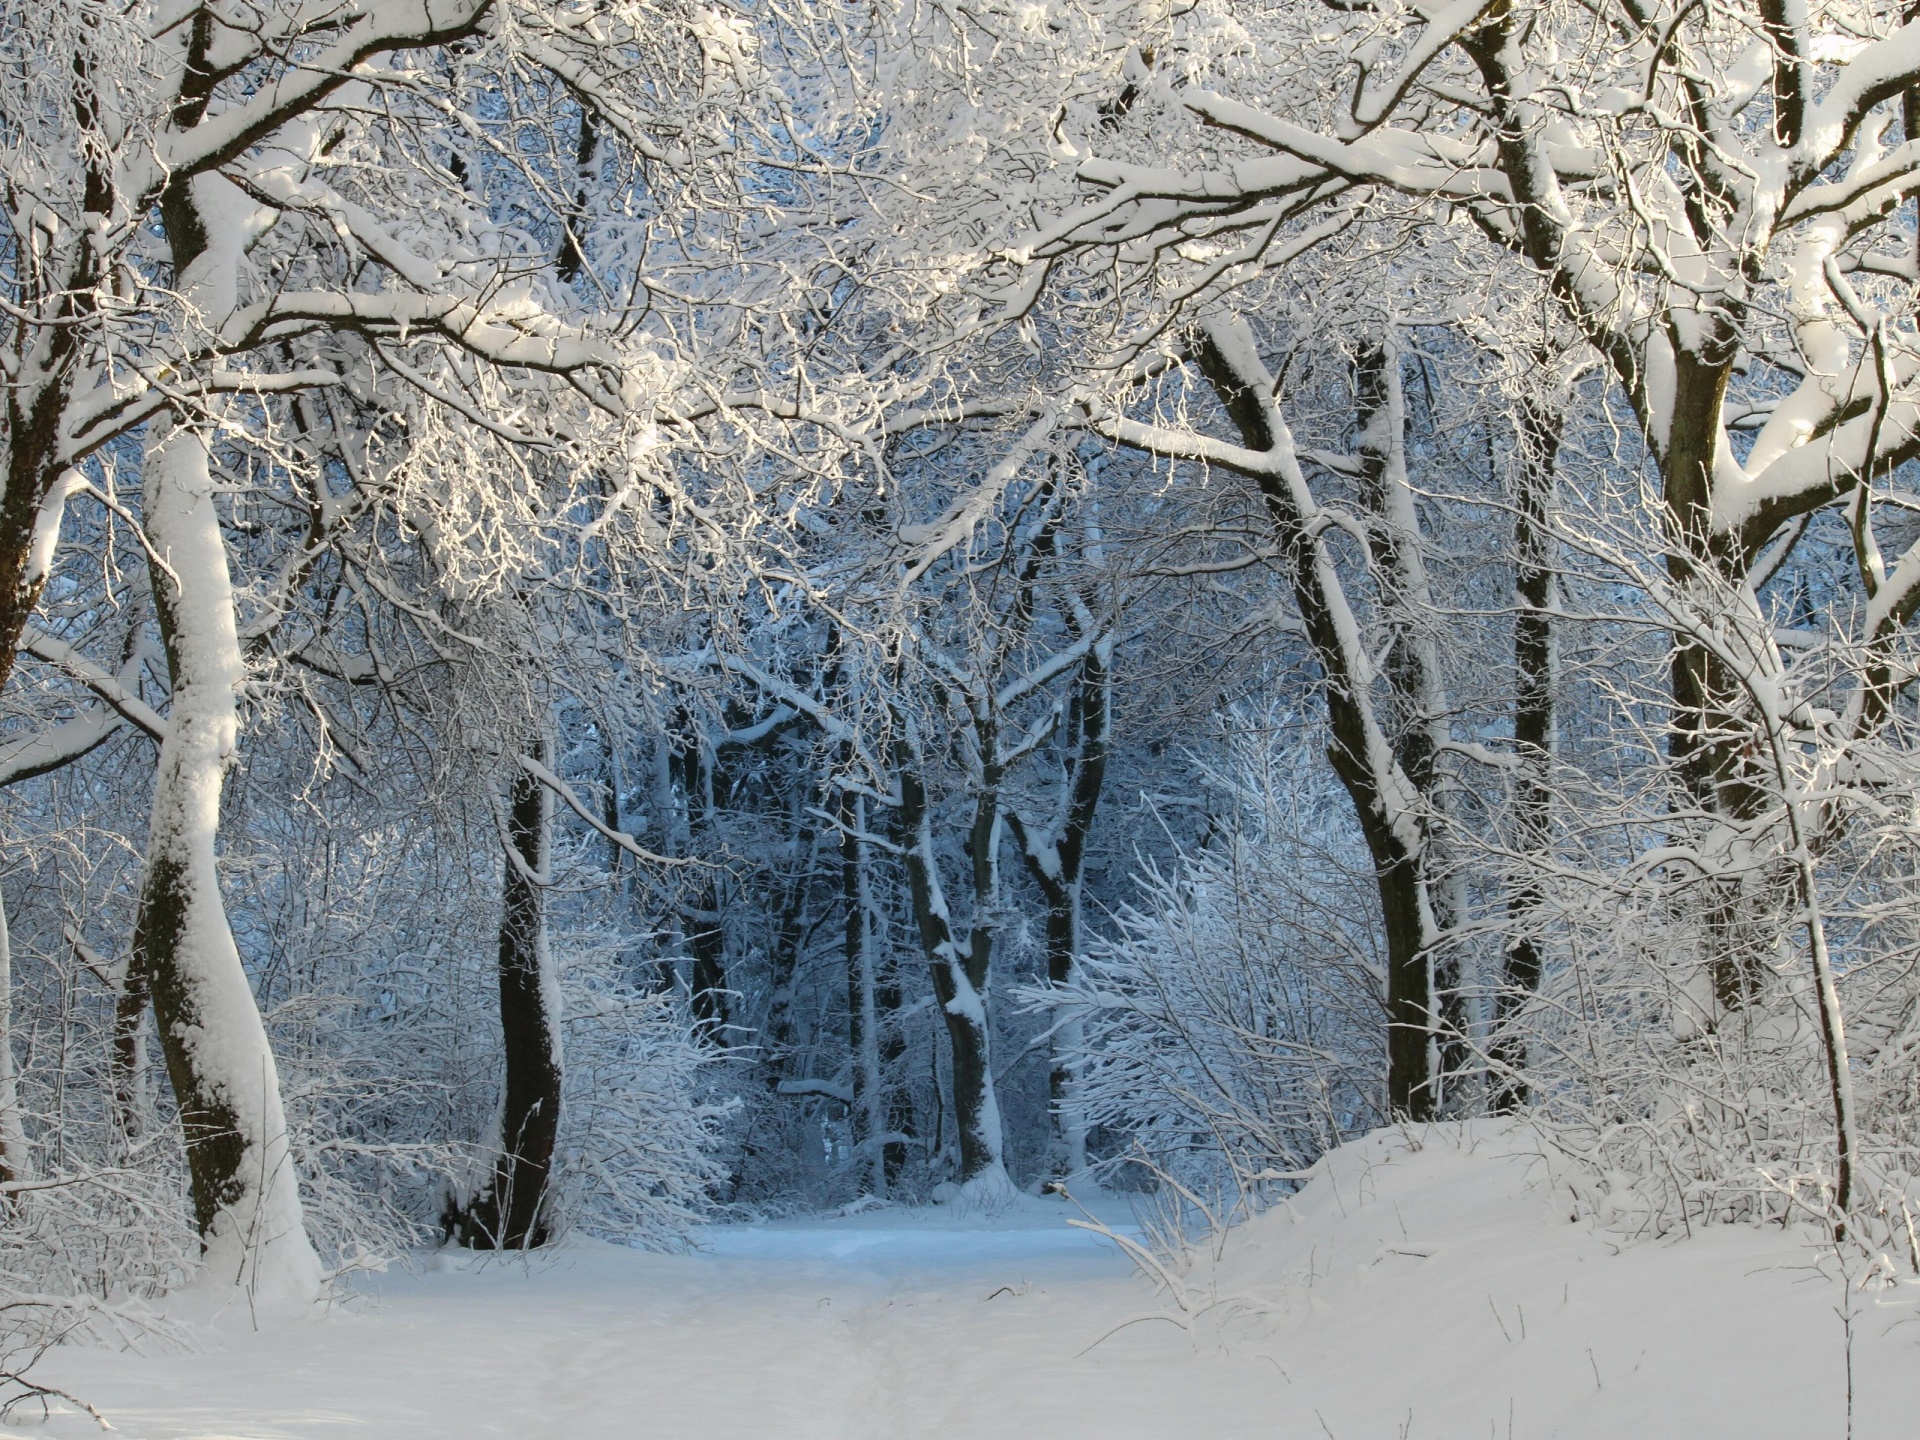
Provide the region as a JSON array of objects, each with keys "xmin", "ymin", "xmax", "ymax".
[{"xmin": 3, "ymin": 0, "xmax": 1919, "ymax": 1352}]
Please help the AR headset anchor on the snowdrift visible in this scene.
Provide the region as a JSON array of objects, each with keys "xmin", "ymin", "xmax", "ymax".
[{"xmin": 1151, "ymin": 1123, "xmax": 1916, "ymax": 1438}]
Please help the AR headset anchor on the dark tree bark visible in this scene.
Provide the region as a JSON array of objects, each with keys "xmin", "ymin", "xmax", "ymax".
[
  {"xmin": 111, "ymin": 961, "xmax": 151, "ymax": 1144},
  {"xmin": 554, "ymin": 98, "xmax": 598, "ymax": 284},
  {"xmin": 762, "ymin": 791, "xmax": 818, "ymax": 1077},
  {"xmin": 1491, "ymin": 389, "xmax": 1559, "ymax": 1112},
  {"xmin": 895, "ymin": 736, "xmax": 1005, "ymax": 1183},
  {"xmin": 1352, "ymin": 344, "xmax": 1469, "ymax": 1099},
  {"xmin": 0, "ymin": 60, "xmax": 111, "ymax": 708},
  {"xmin": 1192, "ymin": 328, "xmax": 1443, "ymax": 1119},
  {"xmin": 0, "ymin": 888, "xmax": 22, "ymax": 1190},
  {"xmin": 1460, "ymin": 10, "xmax": 1786, "ymax": 1012},
  {"xmin": 842, "ymin": 787, "xmax": 887, "ymax": 1194},
  {"xmin": 445, "ymin": 751, "xmax": 563, "ymax": 1250},
  {"xmin": 1009, "ymin": 644, "xmax": 1110, "ymax": 1171},
  {"xmin": 669, "ymin": 737, "xmax": 728, "ymax": 1028},
  {"xmin": 877, "ymin": 961, "xmax": 911, "ymax": 1186},
  {"xmin": 1908, "ymin": 3, "xmax": 1920, "ymax": 277},
  {"xmin": 0, "ymin": 48, "xmax": 159, "ymax": 1126},
  {"xmin": 868, "ymin": 817, "xmax": 912, "ymax": 1188}
]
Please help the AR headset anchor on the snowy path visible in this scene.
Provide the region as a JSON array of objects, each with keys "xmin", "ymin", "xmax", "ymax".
[
  {"xmin": 12, "ymin": 1136, "xmax": 1919, "ymax": 1439},
  {"xmin": 15, "ymin": 1198, "xmax": 1293, "ymax": 1440}
]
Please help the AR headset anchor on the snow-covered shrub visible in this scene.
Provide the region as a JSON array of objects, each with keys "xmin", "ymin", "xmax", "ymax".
[
  {"xmin": 239, "ymin": 787, "xmax": 727, "ymax": 1255},
  {"xmin": 0, "ymin": 819, "xmax": 196, "ymax": 1371},
  {"xmin": 275, "ymin": 1018, "xmax": 470, "ymax": 1279},
  {"xmin": 548, "ymin": 928, "xmax": 727, "ymax": 1246},
  {"xmin": 1508, "ymin": 828, "xmax": 1920, "ymax": 1251},
  {"xmin": 1037, "ymin": 714, "xmax": 1381, "ymax": 1214},
  {"xmin": 235, "ymin": 798, "xmax": 483, "ymax": 1275},
  {"xmin": 1479, "ymin": 539, "xmax": 1920, "ymax": 1255}
]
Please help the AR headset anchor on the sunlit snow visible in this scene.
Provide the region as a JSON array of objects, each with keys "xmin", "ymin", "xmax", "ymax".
[{"xmin": 16, "ymin": 1129, "xmax": 1912, "ymax": 1439}]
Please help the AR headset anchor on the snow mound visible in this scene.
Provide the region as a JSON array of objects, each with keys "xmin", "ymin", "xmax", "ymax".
[{"xmin": 1155, "ymin": 1123, "xmax": 1916, "ymax": 1438}]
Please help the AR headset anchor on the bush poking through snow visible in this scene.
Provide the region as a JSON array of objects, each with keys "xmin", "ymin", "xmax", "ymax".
[{"xmin": 1032, "ymin": 715, "xmax": 1382, "ymax": 1222}]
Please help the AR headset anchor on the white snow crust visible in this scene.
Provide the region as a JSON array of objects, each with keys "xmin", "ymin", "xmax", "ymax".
[{"xmin": 13, "ymin": 1126, "xmax": 1914, "ymax": 1438}]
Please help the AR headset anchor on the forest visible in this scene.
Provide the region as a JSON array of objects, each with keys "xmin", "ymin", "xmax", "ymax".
[{"xmin": 2, "ymin": 1, "xmax": 1919, "ymax": 1426}]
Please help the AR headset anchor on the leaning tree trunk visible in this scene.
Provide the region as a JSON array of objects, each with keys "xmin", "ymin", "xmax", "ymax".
[
  {"xmin": 1192, "ymin": 321, "xmax": 1443, "ymax": 1119},
  {"xmin": 1351, "ymin": 342, "xmax": 1464, "ymax": 1101},
  {"xmin": 1492, "ymin": 389, "xmax": 1559, "ymax": 1111},
  {"xmin": 445, "ymin": 749, "xmax": 564, "ymax": 1249},
  {"xmin": 132, "ymin": 414, "xmax": 321, "ymax": 1304}
]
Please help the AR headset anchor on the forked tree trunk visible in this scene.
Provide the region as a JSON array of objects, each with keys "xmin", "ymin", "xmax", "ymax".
[
  {"xmin": 133, "ymin": 415, "xmax": 321, "ymax": 1303},
  {"xmin": 1458, "ymin": 15, "xmax": 1773, "ymax": 1015},
  {"xmin": 445, "ymin": 749, "xmax": 564, "ymax": 1249},
  {"xmin": 1352, "ymin": 343, "xmax": 1464, "ymax": 1100},
  {"xmin": 895, "ymin": 737, "xmax": 1009, "ymax": 1190}
]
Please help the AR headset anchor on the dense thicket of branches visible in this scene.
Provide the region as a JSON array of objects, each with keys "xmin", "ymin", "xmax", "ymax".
[{"xmin": 5, "ymin": 0, "xmax": 1920, "ymax": 1346}]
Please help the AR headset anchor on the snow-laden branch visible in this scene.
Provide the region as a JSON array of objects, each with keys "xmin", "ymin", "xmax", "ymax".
[
  {"xmin": 517, "ymin": 752, "xmax": 687, "ymax": 868},
  {"xmin": 18, "ymin": 629, "xmax": 168, "ymax": 742},
  {"xmin": 0, "ymin": 708, "xmax": 126, "ymax": 788},
  {"xmin": 898, "ymin": 407, "xmax": 1061, "ymax": 586}
]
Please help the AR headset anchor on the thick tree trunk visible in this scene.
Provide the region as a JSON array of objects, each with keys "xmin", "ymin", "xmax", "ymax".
[
  {"xmin": 1660, "ymin": 339, "xmax": 1784, "ymax": 1014},
  {"xmin": 445, "ymin": 749, "xmax": 564, "ymax": 1249},
  {"xmin": 1491, "ymin": 391, "xmax": 1559, "ymax": 1111},
  {"xmin": 1039, "ymin": 898, "xmax": 1084, "ymax": 1168},
  {"xmin": 133, "ymin": 416, "xmax": 321, "ymax": 1304},
  {"xmin": 895, "ymin": 739, "xmax": 1009, "ymax": 1191}
]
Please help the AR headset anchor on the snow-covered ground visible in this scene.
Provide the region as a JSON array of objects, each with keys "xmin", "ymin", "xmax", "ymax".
[{"xmin": 11, "ymin": 1127, "xmax": 1916, "ymax": 1439}]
